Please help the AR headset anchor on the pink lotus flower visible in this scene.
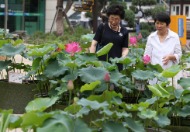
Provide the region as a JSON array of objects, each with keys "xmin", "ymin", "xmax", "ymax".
[
  {"xmin": 65, "ymin": 42, "xmax": 82, "ymax": 56},
  {"xmin": 104, "ymin": 72, "xmax": 110, "ymax": 83},
  {"xmin": 129, "ymin": 36, "xmax": 137, "ymax": 46},
  {"xmin": 67, "ymin": 80, "xmax": 74, "ymax": 90},
  {"xmin": 143, "ymin": 55, "xmax": 151, "ymax": 64}
]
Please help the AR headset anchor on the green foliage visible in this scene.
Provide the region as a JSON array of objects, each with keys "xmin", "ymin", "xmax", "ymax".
[
  {"xmin": 26, "ymin": 26, "xmax": 91, "ymax": 45},
  {"xmin": 125, "ymin": 9, "xmax": 135, "ymax": 27},
  {"xmin": 132, "ymin": 0, "xmax": 157, "ymax": 6},
  {"xmin": 151, "ymin": 5, "xmax": 167, "ymax": 19}
]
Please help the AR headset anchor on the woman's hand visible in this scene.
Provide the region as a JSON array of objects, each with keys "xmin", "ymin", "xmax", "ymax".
[{"xmin": 162, "ymin": 55, "xmax": 176, "ymax": 65}]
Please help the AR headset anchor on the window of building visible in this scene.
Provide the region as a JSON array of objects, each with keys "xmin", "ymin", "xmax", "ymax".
[
  {"xmin": 0, "ymin": 0, "xmax": 45, "ymax": 35},
  {"xmin": 184, "ymin": 5, "xmax": 190, "ymax": 19},
  {"xmin": 171, "ymin": 4, "xmax": 180, "ymax": 15}
]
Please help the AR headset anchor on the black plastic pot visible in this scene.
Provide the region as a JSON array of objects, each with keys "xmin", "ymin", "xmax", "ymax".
[{"xmin": 0, "ymin": 81, "xmax": 37, "ymax": 114}]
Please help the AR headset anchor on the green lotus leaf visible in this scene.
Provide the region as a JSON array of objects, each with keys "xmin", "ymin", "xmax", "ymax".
[
  {"xmin": 147, "ymin": 64, "xmax": 163, "ymax": 73},
  {"xmin": 8, "ymin": 115, "xmax": 22, "ymax": 129},
  {"xmin": 22, "ymin": 112, "xmax": 52, "ymax": 128},
  {"xmin": 0, "ymin": 60, "xmax": 11, "ymax": 70},
  {"xmin": 126, "ymin": 102, "xmax": 149, "ymax": 111},
  {"xmin": 0, "ymin": 109, "xmax": 13, "ymax": 132},
  {"xmin": 44, "ymin": 59, "xmax": 68, "ymax": 78},
  {"xmin": 148, "ymin": 84, "xmax": 170, "ymax": 98},
  {"xmin": 181, "ymin": 93, "xmax": 190, "ymax": 103},
  {"xmin": 81, "ymin": 33, "xmax": 94, "ymax": 42},
  {"xmin": 79, "ymin": 66, "xmax": 107, "ymax": 83},
  {"xmin": 138, "ymin": 109, "xmax": 157, "ymax": 119},
  {"xmin": 110, "ymin": 70, "xmax": 125, "ymax": 84},
  {"xmin": 114, "ymin": 111, "xmax": 132, "ymax": 118},
  {"xmin": 178, "ymin": 105, "xmax": 190, "ymax": 117},
  {"xmin": 103, "ymin": 121, "xmax": 128, "ymax": 132},
  {"xmin": 185, "ymin": 56, "xmax": 190, "ymax": 63},
  {"xmin": 125, "ymin": 117, "xmax": 145, "ymax": 132},
  {"xmin": 145, "ymin": 97, "xmax": 157, "ymax": 105},
  {"xmin": 0, "ymin": 43, "xmax": 25, "ymax": 56},
  {"xmin": 147, "ymin": 85, "xmax": 162, "ymax": 97},
  {"xmin": 80, "ymin": 34, "xmax": 94, "ymax": 48},
  {"xmin": 14, "ymin": 39, "xmax": 23, "ymax": 46},
  {"xmin": 80, "ymin": 81, "xmax": 101, "ymax": 93},
  {"xmin": 37, "ymin": 115, "xmax": 92, "ymax": 132},
  {"xmin": 160, "ymin": 65, "xmax": 182, "ymax": 78},
  {"xmin": 157, "ymin": 84, "xmax": 170, "ymax": 98},
  {"xmin": 154, "ymin": 115, "xmax": 170, "ymax": 127},
  {"xmin": 32, "ymin": 57, "xmax": 42, "ymax": 71},
  {"xmin": 174, "ymin": 89, "xmax": 184, "ymax": 99},
  {"xmin": 64, "ymin": 104, "xmax": 81, "ymax": 114},
  {"xmin": 178, "ymin": 77, "xmax": 190, "ymax": 89},
  {"xmin": 0, "ymin": 39, "xmax": 10, "ymax": 47},
  {"xmin": 62, "ymin": 70, "xmax": 78, "ymax": 81},
  {"xmin": 76, "ymin": 53, "xmax": 98, "ymax": 62},
  {"xmin": 132, "ymin": 70, "xmax": 155, "ymax": 80},
  {"xmin": 27, "ymin": 45, "xmax": 55, "ymax": 57},
  {"xmin": 101, "ymin": 108, "xmax": 113, "ymax": 116},
  {"xmin": 25, "ymin": 97, "xmax": 59, "ymax": 112},
  {"xmin": 96, "ymin": 43, "xmax": 113, "ymax": 57},
  {"xmin": 87, "ymin": 90, "xmax": 122, "ymax": 103},
  {"xmin": 77, "ymin": 98, "xmax": 109, "ymax": 110}
]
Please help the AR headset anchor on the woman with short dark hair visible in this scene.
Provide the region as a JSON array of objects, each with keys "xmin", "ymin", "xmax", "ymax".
[
  {"xmin": 144, "ymin": 12, "xmax": 182, "ymax": 87},
  {"xmin": 144, "ymin": 12, "xmax": 182, "ymax": 69},
  {"xmin": 89, "ymin": 4, "xmax": 129, "ymax": 71}
]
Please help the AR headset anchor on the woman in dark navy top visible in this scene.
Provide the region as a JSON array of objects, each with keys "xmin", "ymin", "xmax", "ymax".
[{"xmin": 89, "ymin": 4, "xmax": 129, "ymax": 71}]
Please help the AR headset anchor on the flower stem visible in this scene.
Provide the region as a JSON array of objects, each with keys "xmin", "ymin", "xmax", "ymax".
[{"xmin": 68, "ymin": 90, "xmax": 72, "ymax": 106}]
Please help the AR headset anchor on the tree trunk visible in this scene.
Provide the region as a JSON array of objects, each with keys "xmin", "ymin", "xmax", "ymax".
[
  {"xmin": 56, "ymin": 0, "xmax": 73, "ymax": 36},
  {"xmin": 64, "ymin": 0, "xmax": 73, "ymax": 13},
  {"xmin": 56, "ymin": 0, "xmax": 64, "ymax": 36}
]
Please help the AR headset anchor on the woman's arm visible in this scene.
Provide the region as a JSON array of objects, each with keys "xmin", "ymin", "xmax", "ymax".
[
  {"xmin": 89, "ymin": 40, "xmax": 98, "ymax": 53},
  {"xmin": 163, "ymin": 37, "xmax": 182, "ymax": 65},
  {"xmin": 121, "ymin": 47, "xmax": 129, "ymax": 57}
]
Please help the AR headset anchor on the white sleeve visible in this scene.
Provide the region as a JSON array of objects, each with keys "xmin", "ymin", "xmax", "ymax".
[
  {"xmin": 173, "ymin": 37, "xmax": 182, "ymax": 64},
  {"xmin": 144, "ymin": 36, "xmax": 152, "ymax": 57}
]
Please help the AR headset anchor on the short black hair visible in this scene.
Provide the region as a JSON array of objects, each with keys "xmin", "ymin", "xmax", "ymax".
[
  {"xmin": 106, "ymin": 4, "xmax": 125, "ymax": 19},
  {"xmin": 154, "ymin": 12, "xmax": 171, "ymax": 26}
]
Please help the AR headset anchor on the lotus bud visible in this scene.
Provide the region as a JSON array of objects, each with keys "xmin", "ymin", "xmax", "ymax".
[
  {"xmin": 73, "ymin": 97, "xmax": 79, "ymax": 104},
  {"xmin": 104, "ymin": 72, "xmax": 110, "ymax": 83},
  {"xmin": 109, "ymin": 83, "xmax": 115, "ymax": 91},
  {"xmin": 67, "ymin": 80, "xmax": 74, "ymax": 90},
  {"xmin": 143, "ymin": 55, "xmax": 151, "ymax": 64}
]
